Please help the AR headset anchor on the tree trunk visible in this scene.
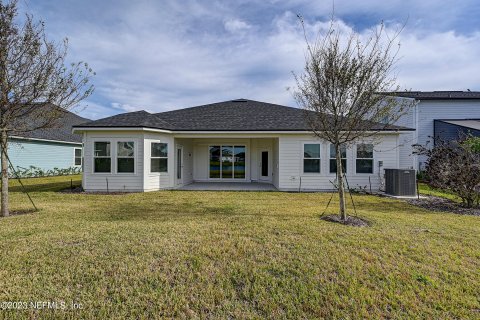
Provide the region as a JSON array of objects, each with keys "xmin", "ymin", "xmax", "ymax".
[
  {"xmin": 336, "ymin": 145, "xmax": 347, "ymax": 221},
  {"xmin": 1, "ymin": 130, "xmax": 8, "ymax": 217}
]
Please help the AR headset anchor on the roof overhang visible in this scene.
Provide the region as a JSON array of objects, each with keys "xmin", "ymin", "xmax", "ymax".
[
  {"xmin": 73, "ymin": 126, "xmax": 414, "ymax": 137},
  {"xmin": 72, "ymin": 127, "xmax": 173, "ymax": 134},
  {"xmin": 10, "ymin": 135, "xmax": 82, "ymax": 145}
]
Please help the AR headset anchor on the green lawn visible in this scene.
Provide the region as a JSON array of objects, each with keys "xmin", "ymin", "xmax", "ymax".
[
  {"xmin": 418, "ymin": 182, "xmax": 461, "ymax": 202},
  {"xmin": 1, "ymin": 175, "xmax": 479, "ymax": 319}
]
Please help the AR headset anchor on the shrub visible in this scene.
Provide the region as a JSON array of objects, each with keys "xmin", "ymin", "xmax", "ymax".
[
  {"xmin": 11, "ymin": 166, "xmax": 82, "ymax": 178},
  {"xmin": 415, "ymin": 136, "xmax": 480, "ymax": 208}
]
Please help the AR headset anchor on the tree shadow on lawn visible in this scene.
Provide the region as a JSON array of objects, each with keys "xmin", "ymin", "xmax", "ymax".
[
  {"xmin": 89, "ymin": 193, "xmax": 425, "ymax": 223},
  {"xmin": 9, "ymin": 179, "xmax": 82, "ymax": 193}
]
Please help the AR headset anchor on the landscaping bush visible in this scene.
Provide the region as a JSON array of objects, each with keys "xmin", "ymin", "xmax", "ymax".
[
  {"xmin": 11, "ymin": 166, "xmax": 82, "ymax": 178},
  {"xmin": 415, "ymin": 136, "xmax": 480, "ymax": 208}
]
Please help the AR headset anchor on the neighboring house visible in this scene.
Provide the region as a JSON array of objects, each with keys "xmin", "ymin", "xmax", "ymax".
[
  {"xmin": 434, "ymin": 119, "xmax": 480, "ymax": 142},
  {"xmin": 73, "ymin": 99, "xmax": 413, "ymax": 192},
  {"xmin": 391, "ymin": 91, "xmax": 480, "ymax": 170},
  {"xmin": 9, "ymin": 108, "xmax": 89, "ymax": 173}
]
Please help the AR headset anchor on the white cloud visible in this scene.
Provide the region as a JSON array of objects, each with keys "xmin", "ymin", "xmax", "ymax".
[
  {"xmin": 396, "ymin": 31, "xmax": 480, "ymax": 90},
  {"xmin": 26, "ymin": 0, "xmax": 480, "ymax": 119},
  {"xmin": 224, "ymin": 18, "xmax": 252, "ymax": 33}
]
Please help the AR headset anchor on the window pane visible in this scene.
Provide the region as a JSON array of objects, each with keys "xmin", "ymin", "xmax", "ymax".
[
  {"xmin": 151, "ymin": 158, "xmax": 168, "ymax": 172},
  {"xmin": 75, "ymin": 157, "xmax": 82, "ymax": 166},
  {"xmin": 118, "ymin": 142, "xmax": 134, "ymax": 157},
  {"xmin": 330, "ymin": 144, "xmax": 346, "ymax": 158},
  {"xmin": 357, "ymin": 144, "xmax": 373, "ymax": 158},
  {"xmin": 222, "ymin": 146, "xmax": 233, "ymax": 178},
  {"xmin": 209, "ymin": 146, "xmax": 220, "ymax": 178},
  {"xmin": 356, "ymin": 159, "xmax": 373, "ymax": 173},
  {"xmin": 94, "ymin": 142, "xmax": 110, "ymax": 157},
  {"xmin": 94, "ymin": 158, "xmax": 111, "ymax": 172},
  {"xmin": 304, "ymin": 159, "xmax": 320, "ymax": 173},
  {"xmin": 177, "ymin": 148, "xmax": 182, "ymax": 179},
  {"xmin": 152, "ymin": 143, "xmax": 168, "ymax": 157},
  {"xmin": 261, "ymin": 151, "xmax": 268, "ymax": 177},
  {"xmin": 234, "ymin": 146, "xmax": 246, "ymax": 179},
  {"xmin": 330, "ymin": 159, "xmax": 347, "ymax": 174},
  {"xmin": 118, "ymin": 158, "xmax": 134, "ymax": 173},
  {"xmin": 304, "ymin": 144, "xmax": 320, "ymax": 158},
  {"xmin": 75, "ymin": 148, "xmax": 82, "ymax": 157}
]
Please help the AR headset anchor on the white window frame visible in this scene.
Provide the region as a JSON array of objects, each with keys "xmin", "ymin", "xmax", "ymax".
[
  {"xmin": 74, "ymin": 147, "xmax": 82, "ymax": 166},
  {"xmin": 116, "ymin": 141, "xmax": 136, "ymax": 174},
  {"xmin": 329, "ymin": 144, "xmax": 347, "ymax": 174},
  {"xmin": 93, "ymin": 141, "xmax": 112, "ymax": 174},
  {"xmin": 355, "ymin": 143, "xmax": 374, "ymax": 174},
  {"xmin": 302, "ymin": 142, "xmax": 321, "ymax": 174},
  {"xmin": 151, "ymin": 142, "xmax": 168, "ymax": 173}
]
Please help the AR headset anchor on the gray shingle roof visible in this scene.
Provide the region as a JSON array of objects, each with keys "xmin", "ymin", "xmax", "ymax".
[
  {"xmin": 390, "ymin": 91, "xmax": 480, "ymax": 100},
  {"xmin": 14, "ymin": 107, "xmax": 90, "ymax": 144},
  {"xmin": 75, "ymin": 99, "xmax": 413, "ymax": 132},
  {"xmin": 74, "ymin": 110, "xmax": 171, "ymax": 129}
]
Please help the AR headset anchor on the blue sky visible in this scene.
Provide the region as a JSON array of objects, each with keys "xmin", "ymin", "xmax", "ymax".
[{"xmin": 18, "ymin": 0, "xmax": 480, "ymax": 119}]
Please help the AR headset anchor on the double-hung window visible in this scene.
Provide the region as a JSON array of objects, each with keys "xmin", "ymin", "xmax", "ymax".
[
  {"xmin": 74, "ymin": 148, "xmax": 82, "ymax": 166},
  {"xmin": 329, "ymin": 144, "xmax": 347, "ymax": 174},
  {"xmin": 117, "ymin": 142, "xmax": 135, "ymax": 173},
  {"xmin": 356, "ymin": 144, "xmax": 374, "ymax": 174},
  {"xmin": 94, "ymin": 142, "xmax": 111, "ymax": 173},
  {"xmin": 151, "ymin": 142, "xmax": 168, "ymax": 173},
  {"xmin": 303, "ymin": 143, "xmax": 321, "ymax": 173}
]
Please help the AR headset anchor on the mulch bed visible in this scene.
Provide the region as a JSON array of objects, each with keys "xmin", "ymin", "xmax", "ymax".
[
  {"xmin": 407, "ymin": 196, "xmax": 480, "ymax": 216},
  {"xmin": 59, "ymin": 186, "xmax": 84, "ymax": 193},
  {"xmin": 321, "ymin": 214, "xmax": 372, "ymax": 227}
]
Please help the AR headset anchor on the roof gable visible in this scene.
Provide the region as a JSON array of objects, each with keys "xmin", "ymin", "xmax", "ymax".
[
  {"xmin": 14, "ymin": 105, "xmax": 90, "ymax": 143},
  {"xmin": 154, "ymin": 99, "xmax": 310, "ymax": 131},
  {"xmin": 75, "ymin": 99, "xmax": 412, "ymax": 132}
]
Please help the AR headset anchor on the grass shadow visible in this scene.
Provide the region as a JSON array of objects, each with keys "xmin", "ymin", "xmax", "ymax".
[{"xmin": 9, "ymin": 179, "xmax": 82, "ymax": 193}]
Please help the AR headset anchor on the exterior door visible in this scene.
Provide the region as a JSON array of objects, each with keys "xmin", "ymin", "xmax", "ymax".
[
  {"xmin": 259, "ymin": 150, "xmax": 270, "ymax": 181},
  {"xmin": 176, "ymin": 145, "xmax": 183, "ymax": 186}
]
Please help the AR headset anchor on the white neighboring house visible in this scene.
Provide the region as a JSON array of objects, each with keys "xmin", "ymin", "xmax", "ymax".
[
  {"xmin": 391, "ymin": 91, "xmax": 480, "ymax": 171},
  {"xmin": 72, "ymin": 99, "xmax": 413, "ymax": 192}
]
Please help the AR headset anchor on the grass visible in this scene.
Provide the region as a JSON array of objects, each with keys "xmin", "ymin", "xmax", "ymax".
[
  {"xmin": 418, "ymin": 182, "xmax": 461, "ymax": 202},
  {"xmin": 1, "ymin": 175, "xmax": 479, "ymax": 319}
]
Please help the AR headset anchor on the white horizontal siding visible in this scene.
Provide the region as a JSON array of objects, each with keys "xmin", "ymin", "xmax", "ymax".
[
  {"xmin": 277, "ymin": 134, "xmax": 400, "ymax": 191},
  {"xmin": 176, "ymin": 138, "xmax": 194, "ymax": 186},
  {"xmin": 393, "ymin": 98, "xmax": 417, "ymax": 169},
  {"xmin": 83, "ymin": 132, "xmax": 144, "ymax": 192},
  {"xmin": 9, "ymin": 139, "xmax": 80, "ymax": 171},
  {"xmin": 416, "ymin": 100, "xmax": 480, "ymax": 168},
  {"xmin": 143, "ymin": 133, "xmax": 175, "ymax": 191},
  {"xmin": 273, "ymin": 138, "xmax": 279, "ymax": 188},
  {"xmin": 250, "ymin": 138, "xmax": 274, "ymax": 182}
]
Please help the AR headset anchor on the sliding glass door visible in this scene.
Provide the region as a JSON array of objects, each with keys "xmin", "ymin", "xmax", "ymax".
[
  {"xmin": 234, "ymin": 146, "xmax": 246, "ymax": 179},
  {"xmin": 209, "ymin": 145, "xmax": 246, "ymax": 179}
]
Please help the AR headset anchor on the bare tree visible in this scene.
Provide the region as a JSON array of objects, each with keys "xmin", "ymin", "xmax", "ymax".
[
  {"xmin": 0, "ymin": 0, "xmax": 94, "ymax": 217},
  {"xmin": 293, "ymin": 15, "xmax": 412, "ymax": 221}
]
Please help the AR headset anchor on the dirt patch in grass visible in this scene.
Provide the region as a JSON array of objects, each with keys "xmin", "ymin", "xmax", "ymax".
[
  {"xmin": 408, "ymin": 196, "xmax": 480, "ymax": 216},
  {"xmin": 321, "ymin": 214, "xmax": 372, "ymax": 227},
  {"xmin": 8, "ymin": 209, "xmax": 37, "ymax": 216}
]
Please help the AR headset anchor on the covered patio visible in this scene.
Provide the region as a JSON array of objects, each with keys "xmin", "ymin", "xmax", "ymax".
[{"xmin": 178, "ymin": 182, "xmax": 278, "ymax": 191}]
